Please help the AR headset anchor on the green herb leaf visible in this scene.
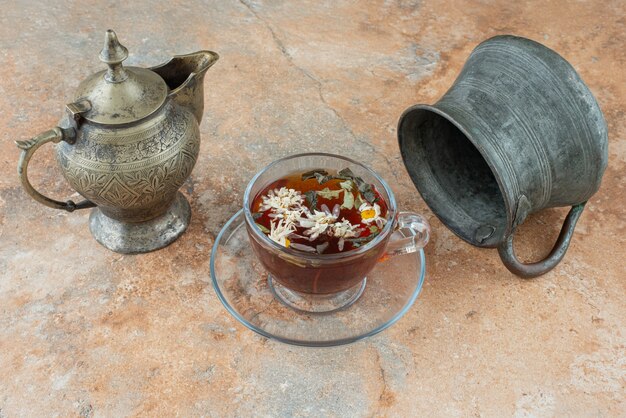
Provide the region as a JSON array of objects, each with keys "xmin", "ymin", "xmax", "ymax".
[
  {"xmin": 301, "ymin": 169, "xmax": 328, "ymax": 181},
  {"xmin": 341, "ymin": 191, "xmax": 355, "ymax": 210},
  {"xmin": 339, "ymin": 180, "xmax": 353, "ymax": 191},
  {"xmin": 304, "ymin": 190, "xmax": 318, "ymax": 210},
  {"xmin": 354, "ymin": 192, "xmax": 365, "ymax": 209},
  {"xmin": 369, "ymin": 225, "xmax": 379, "ymax": 234},
  {"xmin": 358, "ymin": 182, "xmax": 376, "ymax": 203},
  {"xmin": 255, "ymin": 223, "xmax": 270, "ymax": 234},
  {"xmin": 346, "ymin": 231, "xmax": 380, "ymax": 244},
  {"xmin": 252, "ymin": 212, "xmax": 263, "ymax": 220},
  {"xmin": 337, "ymin": 168, "xmax": 356, "ymax": 179},
  {"xmin": 317, "ymin": 187, "xmax": 342, "ymax": 199},
  {"xmin": 315, "ymin": 173, "xmax": 333, "ymax": 184},
  {"xmin": 337, "ymin": 167, "xmax": 370, "ymax": 186}
]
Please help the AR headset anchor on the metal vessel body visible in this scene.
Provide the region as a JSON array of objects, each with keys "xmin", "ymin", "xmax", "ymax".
[
  {"xmin": 398, "ymin": 35, "xmax": 608, "ymax": 277},
  {"xmin": 57, "ymin": 102, "xmax": 199, "ymax": 223}
]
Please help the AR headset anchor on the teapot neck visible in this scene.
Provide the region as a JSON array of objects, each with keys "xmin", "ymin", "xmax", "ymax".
[{"xmin": 105, "ymin": 62, "xmax": 129, "ymax": 83}]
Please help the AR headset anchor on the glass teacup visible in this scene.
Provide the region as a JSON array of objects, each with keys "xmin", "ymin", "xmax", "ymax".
[{"xmin": 244, "ymin": 153, "xmax": 429, "ymax": 313}]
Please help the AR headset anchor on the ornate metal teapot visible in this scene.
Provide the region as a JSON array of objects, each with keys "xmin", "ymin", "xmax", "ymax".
[{"xmin": 16, "ymin": 30, "xmax": 218, "ymax": 253}]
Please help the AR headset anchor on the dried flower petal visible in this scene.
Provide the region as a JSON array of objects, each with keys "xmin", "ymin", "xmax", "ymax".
[
  {"xmin": 299, "ymin": 208, "xmax": 338, "ymax": 240},
  {"xmin": 268, "ymin": 219, "xmax": 295, "ymax": 247},
  {"xmin": 260, "ymin": 187, "xmax": 304, "ymax": 213},
  {"xmin": 290, "ymin": 242, "xmax": 317, "ymax": 252},
  {"xmin": 330, "ymin": 219, "xmax": 360, "ymax": 239},
  {"xmin": 316, "ymin": 242, "xmax": 329, "ymax": 254}
]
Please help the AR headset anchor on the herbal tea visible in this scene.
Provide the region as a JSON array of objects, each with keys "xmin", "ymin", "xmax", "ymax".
[{"xmin": 251, "ymin": 168, "xmax": 389, "ymax": 254}]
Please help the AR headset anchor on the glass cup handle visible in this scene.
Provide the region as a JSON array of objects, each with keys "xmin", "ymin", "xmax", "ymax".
[{"xmin": 385, "ymin": 212, "xmax": 430, "ymax": 256}]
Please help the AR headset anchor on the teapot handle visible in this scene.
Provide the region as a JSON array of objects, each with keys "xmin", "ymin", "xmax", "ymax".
[
  {"xmin": 16, "ymin": 127, "xmax": 96, "ymax": 212},
  {"xmin": 497, "ymin": 203, "xmax": 586, "ymax": 278}
]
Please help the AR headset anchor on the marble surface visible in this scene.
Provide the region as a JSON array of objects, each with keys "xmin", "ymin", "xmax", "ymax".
[{"xmin": 1, "ymin": 0, "xmax": 624, "ymax": 416}]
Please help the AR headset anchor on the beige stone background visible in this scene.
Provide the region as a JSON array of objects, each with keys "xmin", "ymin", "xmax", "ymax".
[{"xmin": 0, "ymin": 0, "xmax": 624, "ymax": 416}]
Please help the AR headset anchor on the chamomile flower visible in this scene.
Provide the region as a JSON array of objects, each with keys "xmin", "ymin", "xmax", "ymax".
[
  {"xmin": 330, "ymin": 219, "xmax": 361, "ymax": 251},
  {"xmin": 330, "ymin": 219, "xmax": 360, "ymax": 238},
  {"xmin": 299, "ymin": 204, "xmax": 339, "ymax": 240},
  {"xmin": 269, "ymin": 206, "xmax": 307, "ymax": 225},
  {"xmin": 359, "ymin": 202, "xmax": 387, "ymax": 228},
  {"xmin": 268, "ymin": 219, "xmax": 295, "ymax": 247},
  {"xmin": 260, "ymin": 187, "xmax": 304, "ymax": 213}
]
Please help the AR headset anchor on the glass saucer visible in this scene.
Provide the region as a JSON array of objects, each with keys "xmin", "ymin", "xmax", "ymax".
[{"xmin": 210, "ymin": 210, "xmax": 426, "ymax": 347}]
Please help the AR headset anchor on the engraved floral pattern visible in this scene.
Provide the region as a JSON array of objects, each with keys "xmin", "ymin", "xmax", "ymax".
[{"xmin": 58, "ymin": 107, "xmax": 200, "ymax": 216}]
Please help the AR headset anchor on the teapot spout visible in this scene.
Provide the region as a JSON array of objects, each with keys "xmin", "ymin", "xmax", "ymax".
[{"xmin": 151, "ymin": 50, "xmax": 219, "ymax": 123}]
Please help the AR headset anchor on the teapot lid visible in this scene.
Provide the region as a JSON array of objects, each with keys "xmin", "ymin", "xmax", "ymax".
[{"xmin": 72, "ymin": 30, "xmax": 168, "ymax": 125}]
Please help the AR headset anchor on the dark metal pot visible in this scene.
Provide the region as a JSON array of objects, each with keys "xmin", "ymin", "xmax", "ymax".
[{"xmin": 398, "ymin": 35, "xmax": 608, "ymax": 278}]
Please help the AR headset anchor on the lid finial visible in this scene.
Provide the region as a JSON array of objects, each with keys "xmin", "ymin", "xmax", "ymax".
[{"xmin": 100, "ymin": 30, "xmax": 129, "ymax": 83}]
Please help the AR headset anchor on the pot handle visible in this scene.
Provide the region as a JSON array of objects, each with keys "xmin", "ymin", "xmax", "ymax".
[
  {"xmin": 497, "ymin": 203, "xmax": 586, "ymax": 278},
  {"xmin": 16, "ymin": 127, "xmax": 96, "ymax": 212}
]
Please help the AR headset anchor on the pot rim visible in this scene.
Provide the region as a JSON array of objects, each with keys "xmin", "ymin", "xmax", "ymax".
[{"xmin": 398, "ymin": 103, "xmax": 515, "ymax": 247}]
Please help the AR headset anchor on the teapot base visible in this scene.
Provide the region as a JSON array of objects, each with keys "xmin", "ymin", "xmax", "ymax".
[{"xmin": 89, "ymin": 191, "xmax": 191, "ymax": 254}]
